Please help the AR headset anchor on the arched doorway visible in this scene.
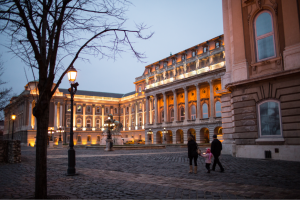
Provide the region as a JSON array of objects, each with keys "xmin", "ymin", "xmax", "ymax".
[
  {"xmin": 200, "ymin": 127, "xmax": 209, "ymax": 143},
  {"xmin": 166, "ymin": 130, "xmax": 173, "ymax": 144},
  {"xmin": 176, "ymin": 129, "xmax": 184, "ymax": 144},
  {"xmin": 187, "ymin": 128, "xmax": 196, "ymax": 141},
  {"xmin": 156, "ymin": 131, "xmax": 162, "ymax": 144},
  {"xmin": 214, "ymin": 126, "xmax": 223, "ymax": 142}
]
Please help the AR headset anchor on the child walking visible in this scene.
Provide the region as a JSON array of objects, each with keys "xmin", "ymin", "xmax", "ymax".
[{"xmin": 201, "ymin": 148, "xmax": 213, "ymax": 173}]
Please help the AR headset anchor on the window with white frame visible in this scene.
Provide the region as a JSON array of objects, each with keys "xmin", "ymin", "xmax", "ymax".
[
  {"xmin": 191, "ymin": 105, "xmax": 196, "ymax": 120},
  {"xmin": 86, "ymin": 119, "xmax": 91, "ymax": 128},
  {"xmin": 66, "ymin": 118, "xmax": 70, "ymax": 127},
  {"xmin": 67, "ymin": 105, "xmax": 71, "ymax": 112},
  {"xmin": 180, "ymin": 107, "xmax": 185, "ymax": 121},
  {"xmin": 77, "ymin": 105, "xmax": 82, "ymax": 113},
  {"xmin": 258, "ymin": 100, "xmax": 282, "ymax": 136},
  {"xmin": 215, "ymin": 41, "xmax": 220, "ymax": 48},
  {"xmin": 170, "ymin": 109, "xmax": 174, "ymax": 121},
  {"xmin": 202, "ymin": 103, "xmax": 208, "ymax": 118},
  {"xmin": 255, "ymin": 11, "xmax": 276, "ymax": 61},
  {"xmin": 139, "ymin": 86, "xmax": 142, "ymax": 92},
  {"xmin": 203, "ymin": 47, "xmax": 207, "ymax": 53},
  {"xmin": 76, "ymin": 118, "xmax": 82, "ymax": 128},
  {"xmin": 215, "ymin": 101, "xmax": 221, "ymax": 117},
  {"xmin": 96, "ymin": 119, "xmax": 100, "ymax": 128},
  {"xmin": 192, "ymin": 51, "xmax": 196, "ymax": 57}
]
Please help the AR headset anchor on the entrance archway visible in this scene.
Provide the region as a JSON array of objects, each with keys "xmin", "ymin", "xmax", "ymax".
[
  {"xmin": 166, "ymin": 130, "xmax": 173, "ymax": 144},
  {"xmin": 214, "ymin": 126, "xmax": 223, "ymax": 142},
  {"xmin": 187, "ymin": 128, "xmax": 196, "ymax": 141},
  {"xmin": 176, "ymin": 129, "xmax": 184, "ymax": 144},
  {"xmin": 156, "ymin": 131, "xmax": 162, "ymax": 144},
  {"xmin": 200, "ymin": 127, "xmax": 209, "ymax": 143}
]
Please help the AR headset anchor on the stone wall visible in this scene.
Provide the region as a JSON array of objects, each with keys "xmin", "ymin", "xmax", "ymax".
[{"xmin": 0, "ymin": 140, "xmax": 21, "ymax": 163}]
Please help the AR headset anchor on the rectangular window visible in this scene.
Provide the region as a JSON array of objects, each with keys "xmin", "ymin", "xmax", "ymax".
[
  {"xmin": 67, "ymin": 105, "xmax": 71, "ymax": 112},
  {"xmin": 257, "ymin": 35, "xmax": 275, "ymax": 60},
  {"xmin": 87, "ymin": 136, "xmax": 91, "ymax": 142},
  {"xmin": 259, "ymin": 101, "xmax": 282, "ymax": 136},
  {"xmin": 96, "ymin": 106, "xmax": 101, "ymax": 113},
  {"xmin": 77, "ymin": 105, "xmax": 82, "ymax": 113}
]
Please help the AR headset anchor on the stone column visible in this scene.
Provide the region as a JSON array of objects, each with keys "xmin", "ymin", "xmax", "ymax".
[
  {"xmin": 173, "ymin": 89, "xmax": 177, "ymax": 123},
  {"xmin": 136, "ymin": 102, "xmax": 139, "ymax": 129},
  {"xmin": 142, "ymin": 100, "xmax": 145, "ymax": 128},
  {"xmin": 172, "ymin": 130, "xmax": 176, "ymax": 144},
  {"xmin": 123, "ymin": 106, "xmax": 125, "ymax": 130},
  {"xmin": 209, "ymin": 80, "xmax": 214, "ymax": 120},
  {"xmin": 146, "ymin": 97, "xmax": 149, "ymax": 126},
  {"xmin": 129, "ymin": 103, "xmax": 131, "ymax": 130},
  {"xmin": 196, "ymin": 84, "xmax": 201, "ymax": 121},
  {"xmin": 54, "ymin": 102, "xmax": 57, "ymax": 130},
  {"xmin": 82, "ymin": 104, "xmax": 86, "ymax": 129},
  {"xmin": 28, "ymin": 101, "xmax": 32, "ymax": 129},
  {"xmin": 92, "ymin": 104, "xmax": 95, "ymax": 128},
  {"xmin": 183, "ymin": 128, "xmax": 188, "ymax": 144},
  {"xmin": 163, "ymin": 92, "xmax": 167, "ymax": 123},
  {"xmin": 154, "ymin": 95, "xmax": 158, "ymax": 125},
  {"xmin": 60, "ymin": 104, "xmax": 63, "ymax": 127},
  {"xmin": 153, "ymin": 131, "xmax": 156, "ymax": 144},
  {"xmin": 101, "ymin": 105, "xmax": 104, "ymax": 128},
  {"xmin": 184, "ymin": 86, "xmax": 188, "ymax": 122},
  {"xmin": 149, "ymin": 98, "xmax": 153, "ymax": 124}
]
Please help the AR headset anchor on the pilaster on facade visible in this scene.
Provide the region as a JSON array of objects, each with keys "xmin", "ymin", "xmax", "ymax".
[
  {"xmin": 209, "ymin": 80, "xmax": 215, "ymax": 121},
  {"xmin": 184, "ymin": 86, "xmax": 189, "ymax": 123}
]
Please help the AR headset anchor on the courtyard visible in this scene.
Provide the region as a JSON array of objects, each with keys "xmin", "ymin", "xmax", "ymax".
[{"xmin": 0, "ymin": 146, "xmax": 300, "ymax": 199}]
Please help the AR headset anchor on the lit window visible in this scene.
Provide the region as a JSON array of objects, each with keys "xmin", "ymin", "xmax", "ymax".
[
  {"xmin": 77, "ymin": 105, "xmax": 82, "ymax": 112},
  {"xmin": 67, "ymin": 105, "xmax": 71, "ymax": 112},
  {"xmin": 202, "ymin": 103, "xmax": 208, "ymax": 118},
  {"xmin": 87, "ymin": 106, "xmax": 91, "ymax": 113},
  {"xmin": 87, "ymin": 135, "xmax": 91, "ymax": 142},
  {"xmin": 139, "ymin": 86, "xmax": 142, "ymax": 93},
  {"xmin": 97, "ymin": 136, "xmax": 100, "ymax": 141},
  {"xmin": 255, "ymin": 11, "xmax": 275, "ymax": 61},
  {"xmin": 96, "ymin": 119, "xmax": 100, "ymax": 128},
  {"xmin": 139, "ymin": 103, "xmax": 142, "ymax": 110},
  {"xmin": 191, "ymin": 105, "xmax": 196, "ymax": 120},
  {"xmin": 170, "ymin": 109, "xmax": 174, "ymax": 121},
  {"xmin": 258, "ymin": 101, "xmax": 282, "ymax": 136},
  {"xmin": 180, "ymin": 107, "xmax": 185, "ymax": 121},
  {"xmin": 96, "ymin": 106, "xmax": 100, "ymax": 113},
  {"xmin": 215, "ymin": 101, "xmax": 221, "ymax": 117},
  {"xmin": 76, "ymin": 118, "xmax": 82, "ymax": 128},
  {"xmin": 66, "ymin": 118, "xmax": 70, "ymax": 128},
  {"xmin": 86, "ymin": 119, "xmax": 91, "ymax": 128}
]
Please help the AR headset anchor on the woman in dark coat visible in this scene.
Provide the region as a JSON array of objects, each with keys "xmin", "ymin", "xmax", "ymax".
[{"xmin": 187, "ymin": 136, "xmax": 198, "ymax": 174}]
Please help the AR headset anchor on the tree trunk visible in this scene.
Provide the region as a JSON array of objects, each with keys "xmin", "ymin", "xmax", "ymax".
[{"xmin": 35, "ymin": 101, "xmax": 50, "ymax": 199}]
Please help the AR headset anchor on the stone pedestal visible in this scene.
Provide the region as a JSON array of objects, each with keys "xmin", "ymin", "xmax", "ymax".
[
  {"xmin": 49, "ymin": 141, "xmax": 54, "ymax": 148},
  {"xmin": 58, "ymin": 141, "xmax": 63, "ymax": 148},
  {"xmin": 104, "ymin": 139, "xmax": 113, "ymax": 151}
]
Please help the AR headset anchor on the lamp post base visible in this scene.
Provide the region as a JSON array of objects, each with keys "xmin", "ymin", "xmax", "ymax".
[{"xmin": 104, "ymin": 139, "xmax": 114, "ymax": 151}]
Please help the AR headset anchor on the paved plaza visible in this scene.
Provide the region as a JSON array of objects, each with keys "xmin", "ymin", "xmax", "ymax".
[{"xmin": 1, "ymin": 146, "xmax": 300, "ymax": 199}]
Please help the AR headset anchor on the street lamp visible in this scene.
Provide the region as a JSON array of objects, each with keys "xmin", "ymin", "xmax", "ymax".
[
  {"xmin": 56, "ymin": 126, "xmax": 64, "ymax": 148},
  {"xmin": 48, "ymin": 128, "xmax": 55, "ymax": 141},
  {"xmin": 104, "ymin": 115, "xmax": 115, "ymax": 151},
  {"xmin": 11, "ymin": 113, "xmax": 16, "ymax": 140},
  {"xmin": 67, "ymin": 65, "xmax": 79, "ymax": 176},
  {"xmin": 147, "ymin": 129, "xmax": 153, "ymax": 134}
]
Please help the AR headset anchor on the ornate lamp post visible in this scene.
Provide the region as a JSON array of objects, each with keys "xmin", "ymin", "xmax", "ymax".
[
  {"xmin": 104, "ymin": 115, "xmax": 115, "ymax": 151},
  {"xmin": 67, "ymin": 66, "xmax": 79, "ymax": 176},
  {"xmin": 56, "ymin": 126, "xmax": 64, "ymax": 148},
  {"xmin": 162, "ymin": 128, "xmax": 168, "ymax": 144},
  {"xmin": 11, "ymin": 113, "xmax": 16, "ymax": 140},
  {"xmin": 147, "ymin": 129, "xmax": 153, "ymax": 144},
  {"xmin": 48, "ymin": 128, "xmax": 55, "ymax": 148}
]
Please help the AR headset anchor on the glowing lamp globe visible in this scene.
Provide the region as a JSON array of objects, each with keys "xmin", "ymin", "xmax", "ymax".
[
  {"xmin": 67, "ymin": 66, "xmax": 77, "ymax": 82},
  {"xmin": 11, "ymin": 114, "xmax": 16, "ymax": 121}
]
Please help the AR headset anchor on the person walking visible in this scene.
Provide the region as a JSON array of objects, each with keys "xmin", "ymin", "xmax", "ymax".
[
  {"xmin": 187, "ymin": 136, "xmax": 198, "ymax": 174},
  {"xmin": 200, "ymin": 148, "xmax": 213, "ymax": 173},
  {"xmin": 211, "ymin": 134, "xmax": 224, "ymax": 172}
]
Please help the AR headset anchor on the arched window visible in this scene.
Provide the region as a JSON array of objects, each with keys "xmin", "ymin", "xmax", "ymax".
[
  {"xmin": 170, "ymin": 109, "xmax": 174, "ymax": 121},
  {"xmin": 202, "ymin": 104, "xmax": 208, "ymax": 119},
  {"xmin": 66, "ymin": 118, "xmax": 70, "ymax": 128},
  {"xmin": 191, "ymin": 105, "xmax": 196, "ymax": 120},
  {"xmin": 258, "ymin": 100, "xmax": 282, "ymax": 136},
  {"xmin": 96, "ymin": 119, "xmax": 100, "ymax": 128},
  {"xmin": 76, "ymin": 118, "xmax": 82, "ymax": 128},
  {"xmin": 215, "ymin": 101, "xmax": 221, "ymax": 117},
  {"xmin": 161, "ymin": 111, "xmax": 164, "ymax": 122},
  {"xmin": 86, "ymin": 119, "xmax": 91, "ymax": 128},
  {"xmin": 180, "ymin": 107, "xmax": 185, "ymax": 121},
  {"xmin": 255, "ymin": 11, "xmax": 275, "ymax": 61}
]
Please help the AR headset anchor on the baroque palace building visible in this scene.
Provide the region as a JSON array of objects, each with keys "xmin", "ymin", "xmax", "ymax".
[{"xmin": 3, "ymin": 35, "xmax": 226, "ymax": 147}]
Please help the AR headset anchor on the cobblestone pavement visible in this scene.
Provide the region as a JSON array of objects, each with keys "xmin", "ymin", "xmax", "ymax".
[{"xmin": 1, "ymin": 146, "xmax": 300, "ymax": 199}]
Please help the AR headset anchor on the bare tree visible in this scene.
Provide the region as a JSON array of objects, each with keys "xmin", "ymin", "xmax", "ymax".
[
  {"xmin": 0, "ymin": 0, "xmax": 153, "ymax": 198},
  {"xmin": 0, "ymin": 56, "xmax": 12, "ymax": 120}
]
